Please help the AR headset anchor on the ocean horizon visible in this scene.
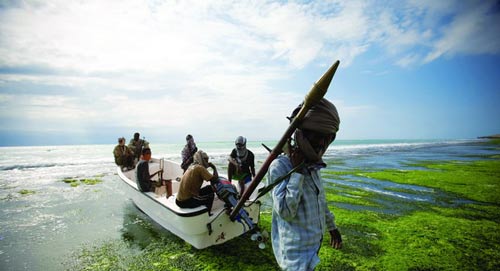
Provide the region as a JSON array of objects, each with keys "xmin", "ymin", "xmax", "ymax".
[
  {"xmin": 0, "ymin": 137, "xmax": 479, "ymax": 148},
  {"xmin": 0, "ymin": 138, "xmax": 481, "ymax": 172}
]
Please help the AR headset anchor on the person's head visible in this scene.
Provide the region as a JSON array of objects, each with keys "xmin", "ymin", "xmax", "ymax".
[
  {"xmin": 134, "ymin": 132, "xmax": 140, "ymax": 141},
  {"xmin": 118, "ymin": 137, "xmax": 126, "ymax": 146},
  {"xmin": 235, "ymin": 136, "xmax": 246, "ymax": 151},
  {"xmin": 186, "ymin": 134, "xmax": 194, "ymax": 144},
  {"xmin": 288, "ymin": 98, "xmax": 340, "ymax": 163},
  {"xmin": 192, "ymin": 150, "xmax": 209, "ymax": 168},
  {"xmin": 141, "ymin": 147, "xmax": 152, "ymax": 160}
]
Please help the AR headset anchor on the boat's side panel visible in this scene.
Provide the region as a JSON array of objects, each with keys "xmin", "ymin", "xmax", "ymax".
[
  {"xmin": 126, "ymin": 183, "xmax": 260, "ymax": 249},
  {"xmin": 117, "ymin": 159, "xmax": 262, "ymax": 249},
  {"xmin": 129, "ymin": 188, "xmax": 210, "ymax": 235},
  {"xmin": 201, "ymin": 202, "xmax": 261, "ymax": 248}
]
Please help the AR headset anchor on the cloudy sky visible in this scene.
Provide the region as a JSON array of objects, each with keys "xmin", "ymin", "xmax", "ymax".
[{"xmin": 0, "ymin": 0, "xmax": 499, "ymax": 146}]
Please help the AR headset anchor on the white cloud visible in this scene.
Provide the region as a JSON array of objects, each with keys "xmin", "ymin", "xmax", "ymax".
[
  {"xmin": 382, "ymin": 0, "xmax": 500, "ymax": 66},
  {"xmin": 424, "ymin": 1, "xmax": 500, "ymax": 63},
  {"xmin": 0, "ymin": 0, "xmax": 498, "ymax": 143}
]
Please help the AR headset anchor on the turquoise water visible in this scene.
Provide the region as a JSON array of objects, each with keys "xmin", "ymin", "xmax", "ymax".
[{"xmin": 0, "ymin": 139, "xmax": 496, "ymax": 270}]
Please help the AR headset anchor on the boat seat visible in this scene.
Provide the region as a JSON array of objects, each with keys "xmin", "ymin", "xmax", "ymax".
[{"xmin": 166, "ymin": 193, "xmax": 208, "ymax": 216}]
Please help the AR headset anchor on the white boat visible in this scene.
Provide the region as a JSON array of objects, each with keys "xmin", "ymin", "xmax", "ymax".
[{"xmin": 117, "ymin": 158, "xmax": 263, "ymax": 249}]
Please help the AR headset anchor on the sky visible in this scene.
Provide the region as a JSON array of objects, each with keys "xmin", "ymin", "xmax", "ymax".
[{"xmin": 0, "ymin": 0, "xmax": 499, "ymax": 146}]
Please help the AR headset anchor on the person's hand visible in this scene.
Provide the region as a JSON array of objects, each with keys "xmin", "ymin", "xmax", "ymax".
[{"xmin": 329, "ymin": 229, "xmax": 342, "ymax": 249}]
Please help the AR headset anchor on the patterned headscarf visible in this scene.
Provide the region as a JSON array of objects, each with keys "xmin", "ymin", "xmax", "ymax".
[{"xmin": 235, "ymin": 136, "xmax": 248, "ymax": 162}]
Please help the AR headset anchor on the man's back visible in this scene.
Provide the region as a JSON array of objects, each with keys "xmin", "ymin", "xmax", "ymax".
[{"xmin": 135, "ymin": 159, "xmax": 151, "ymax": 192}]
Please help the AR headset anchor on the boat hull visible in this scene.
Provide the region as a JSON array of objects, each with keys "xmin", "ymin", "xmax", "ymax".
[{"xmin": 117, "ymin": 158, "xmax": 261, "ymax": 249}]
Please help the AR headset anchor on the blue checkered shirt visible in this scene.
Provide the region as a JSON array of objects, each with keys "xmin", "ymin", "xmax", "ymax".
[{"xmin": 267, "ymin": 155, "xmax": 337, "ymax": 271}]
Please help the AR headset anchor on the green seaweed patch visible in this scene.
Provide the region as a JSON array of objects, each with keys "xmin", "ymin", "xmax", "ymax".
[
  {"xmin": 65, "ymin": 241, "xmax": 134, "ymax": 270},
  {"xmin": 80, "ymin": 179, "xmax": 102, "ymax": 185},
  {"xmin": 67, "ymin": 224, "xmax": 280, "ymax": 271},
  {"xmin": 19, "ymin": 189, "xmax": 36, "ymax": 195},
  {"xmin": 62, "ymin": 178, "xmax": 103, "ymax": 187},
  {"xmin": 356, "ymin": 160, "xmax": 500, "ymax": 205},
  {"xmin": 317, "ymin": 205, "xmax": 500, "ymax": 270},
  {"xmin": 63, "ymin": 178, "xmax": 77, "ymax": 183},
  {"xmin": 375, "ymin": 209, "xmax": 500, "ymax": 270},
  {"xmin": 63, "ymin": 179, "xmax": 80, "ymax": 187},
  {"xmin": 486, "ymin": 138, "xmax": 500, "ymax": 145},
  {"xmin": 317, "ymin": 209, "xmax": 388, "ymax": 270},
  {"xmin": 326, "ymin": 186, "xmax": 379, "ymax": 207}
]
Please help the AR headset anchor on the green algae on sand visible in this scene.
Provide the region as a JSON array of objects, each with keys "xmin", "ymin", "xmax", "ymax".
[
  {"xmin": 19, "ymin": 189, "xmax": 36, "ymax": 195},
  {"xmin": 63, "ymin": 178, "xmax": 103, "ymax": 187},
  {"xmin": 357, "ymin": 159, "xmax": 500, "ymax": 204},
  {"xmin": 67, "ymin": 158, "xmax": 500, "ymax": 271},
  {"xmin": 316, "ymin": 158, "xmax": 500, "ymax": 271}
]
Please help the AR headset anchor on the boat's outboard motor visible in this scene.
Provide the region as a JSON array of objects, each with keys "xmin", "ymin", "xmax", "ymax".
[{"xmin": 211, "ymin": 177, "xmax": 255, "ymax": 230}]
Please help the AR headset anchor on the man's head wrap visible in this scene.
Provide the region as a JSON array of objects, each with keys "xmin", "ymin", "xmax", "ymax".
[
  {"xmin": 234, "ymin": 136, "xmax": 248, "ymax": 162},
  {"xmin": 289, "ymin": 98, "xmax": 340, "ymax": 164},
  {"xmin": 290, "ymin": 98, "xmax": 340, "ymax": 134},
  {"xmin": 192, "ymin": 150, "xmax": 209, "ymax": 168}
]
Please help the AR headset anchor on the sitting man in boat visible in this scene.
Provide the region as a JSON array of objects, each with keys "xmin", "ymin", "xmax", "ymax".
[
  {"xmin": 180, "ymin": 134, "xmax": 198, "ymax": 172},
  {"xmin": 176, "ymin": 150, "xmax": 217, "ymax": 215},
  {"xmin": 136, "ymin": 148, "xmax": 163, "ymax": 192},
  {"xmin": 113, "ymin": 137, "xmax": 135, "ymax": 170},
  {"xmin": 129, "ymin": 132, "xmax": 149, "ymax": 162},
  {"xmin": 227, "ymin": 136, "xmax": 255, "ymax": 197}
]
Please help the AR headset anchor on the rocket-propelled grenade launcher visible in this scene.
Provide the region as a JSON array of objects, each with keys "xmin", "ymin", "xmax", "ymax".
[{"xmin": 229, "ymin": 60, "xmax": 340, "ymax": 220}]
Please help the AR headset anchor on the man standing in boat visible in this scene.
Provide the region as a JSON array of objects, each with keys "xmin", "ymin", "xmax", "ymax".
[
  {"xmin": 136, "ymin": 148, "xmax": 163, "ymax": 192},
  {"xmin": 267, "ymin": 98, "xmax": 343, "ymax": 270},
  {"xmin": 181, "ymin": 134, "xmax": 198, "ymax": 172},
  {"xmin": 176, "ymin": 150, "xmax": 217, "ymax": 215},
  {"xmin": 228, "ymin": 136, "xmax": 255, "ymax": 197},
  {"xmin": 113, "ymin": 137, "xmax": 135, "ymax": 170},
  {"xmin": 129, "ymin": 132, "xmax": 149, "ymax": 162}
]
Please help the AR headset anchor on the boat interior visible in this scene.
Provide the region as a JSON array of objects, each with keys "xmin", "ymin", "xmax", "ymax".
[{"xmin": 119, "ymin": 158, "xmax": 258, "ymax": 218}]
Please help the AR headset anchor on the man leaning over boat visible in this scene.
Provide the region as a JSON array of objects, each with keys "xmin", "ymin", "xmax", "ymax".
[{"xmin": 176, "ymin": 150, "xmax": 218, "ymax": 216}]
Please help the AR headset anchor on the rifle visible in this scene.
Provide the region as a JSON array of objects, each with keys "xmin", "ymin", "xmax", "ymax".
[{"xmin": 229, "ymin": 60, "xmax": 340, "ymax": 220}]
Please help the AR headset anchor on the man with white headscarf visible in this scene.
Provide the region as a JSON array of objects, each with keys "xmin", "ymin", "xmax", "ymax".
[
  {"xmin": 267, "ymin": 98, "xmax": 342, "ymax": 271},
  {"xmin": 228, "ymin": 136, "xmax": 256, "ymax": 197},
  {"xmin": 176, "ymin": 150, "xmax": 218, "ymax": 215}
]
